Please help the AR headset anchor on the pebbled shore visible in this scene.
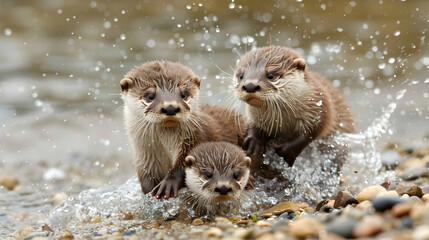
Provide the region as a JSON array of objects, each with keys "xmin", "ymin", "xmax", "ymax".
[{"xmin": 2, "ymin": 139, "xmax": 429, "ymax": 240}]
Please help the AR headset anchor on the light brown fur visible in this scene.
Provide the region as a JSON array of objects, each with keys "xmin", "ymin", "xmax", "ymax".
[
  {"xmin": 121, "ymin": 60, "xmax": 247, "ymax": 199},
  {"xmin": 184, "ymin": 142, "xmax": 251, "ymax": 215},
  {"xmin": 233, "ymin": 46, "xmax": 354, "ymax": 168}
]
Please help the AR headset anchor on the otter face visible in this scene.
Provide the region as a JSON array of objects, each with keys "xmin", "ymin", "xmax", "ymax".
[
  {"xmin": 120, "ymin": 61, "xmax": 201, "ymax": 127},
  {"xmin": 184, "ymin": 143, "xmax": 251, "ymax": 203},
  {"xmin": 233, "ymin": 46, "xmax": 307, "ymax": 108}
]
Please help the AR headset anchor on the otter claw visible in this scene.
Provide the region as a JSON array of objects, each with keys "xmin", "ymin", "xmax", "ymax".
[{"xmin": 151, "ymin": 171, "xmax": 183, "ymax": 200}]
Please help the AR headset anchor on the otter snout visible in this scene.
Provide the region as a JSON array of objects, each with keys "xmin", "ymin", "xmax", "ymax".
[
  {"xmin": 242, "ymin": 83, "xmax": 261, "ymax": 93},
  {"xmin": 215, "ymin": 185, "xmax": 232, "ymax": 195},
  {"xmin": 161, "ymin": 105, "xmax": 180, "ymax": 115}
]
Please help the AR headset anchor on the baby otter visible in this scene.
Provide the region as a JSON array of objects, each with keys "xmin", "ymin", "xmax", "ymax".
[
  {"xmin": 121, "ymin": 61, "xmax": 247, "ymax": 199},
  {"xmin": 233, "ymin": 46, "xmax": 355, "ymax": 168},
  {"xmin": 184, "ymin": 141, "xmax": 251, "ymax": 215}
]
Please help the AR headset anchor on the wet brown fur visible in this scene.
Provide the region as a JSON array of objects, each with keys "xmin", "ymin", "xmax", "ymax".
[
  {"xmin": 234, "ymin": 46, "xmax": 355, "ymax": 168},
  {"xmin": 121, "ymin": 60, "xmax": 247, "ymax": 197}
]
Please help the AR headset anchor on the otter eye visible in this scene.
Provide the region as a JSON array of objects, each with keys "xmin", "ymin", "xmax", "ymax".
[
  {"xmin": 205, "ymin": 172, "xmax": 212, "ymax": 179},
  {"xmin": 233, "ymin": 173, "xmax": 239, "ymax": 180},
  {"xmin": 181, "ymin": 92, "xmax": 186, "ymax": 99},
  {"xmin": 147, "ymin": 93, "xmax": 155, "ymax": 100},
  {"xmin": 239, "ymin": 74, "xmax": 243, "ymax": 80},
  {"xmin": 267, "ymin": 73, "xmax": 275, "ymax": 80}
]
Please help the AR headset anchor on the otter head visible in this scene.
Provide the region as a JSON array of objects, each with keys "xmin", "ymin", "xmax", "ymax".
[
  {"xmin": 120, "ymin": 61, "xmax": 201, "ymax": 127},
  {"xmin": 184, "ymin": 142, "xmax": 251, "ymax": 203},
  {"xmin": 233, "ymin": 46, "xmax": 307, "ymax": 108}
]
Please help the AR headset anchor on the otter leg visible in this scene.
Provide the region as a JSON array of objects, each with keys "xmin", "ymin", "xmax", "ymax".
[
  {"xmin": 137, "ymin": 167, "xmax": 157, "ymax": 194},
  {"xmin": 244, "ymin": 127, "xmax": 268, "ymax": 169},
  {"xmin": 272, "ymin": 135, "xmax": 312, "ymax": 167},
  {"xmin": 151, "ymin": 168, "xmax": 184, "ymax": 199}
]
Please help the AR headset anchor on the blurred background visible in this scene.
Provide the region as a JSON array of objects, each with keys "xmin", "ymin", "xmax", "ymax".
[{"xmin": 0, "ymin": 0, "xmax": 428, "ymax": 194}]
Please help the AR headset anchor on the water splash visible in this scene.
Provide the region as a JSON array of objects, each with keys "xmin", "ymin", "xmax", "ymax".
[{"xmin": 48, "ymin": 103, "xmax": 397, "ymax": 232}]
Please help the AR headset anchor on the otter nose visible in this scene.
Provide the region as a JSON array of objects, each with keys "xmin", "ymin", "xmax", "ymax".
[
  {"xmin": 242, "ymin": 83, "xmax": 261, "ymax": 93},
  {"xmin": 161, "ymin": 105, "xmax": 180, "ymax": 115},
  {"xmin": 215, "ymin": 186, "xmax": 232, "ymax": 195}
]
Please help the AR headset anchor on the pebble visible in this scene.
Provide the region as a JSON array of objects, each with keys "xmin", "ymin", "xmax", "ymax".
[
  {"xmin": 192, "ymin": 218, "xmax": 204, "ymax": 226},
  {"xmin": 421, "ymin": 185, "xmax": 429, "ymax": 194},
  {"xmin": 203, "ymin": 227, "xmax": 223, "ymax": 237},
  {"xmin": 256, "ymin": 220, "xmax": 271, "ymax": 227},
  {"xmin": 357, "ymin": 186, "xmax": 387, "ymax": 202},
  {"xmin": 422, "ymin": 194, "xmax": 429, "ymax": 203},
  {"xmin": 356, "ymin": 200, "xmax": 373, "ymax": 211},
  {"xmin": 261, "ymin": 201, "xmax": 298, "ymax": 216},
  {"xmin": 352, "ymin": 215, "xmax": 383, "ymax": 238},
  {"xmin": 377, "ymin": 190, "xmax": 399, "ymax": 198},
  {"xmin": 400, "ymin": 167, "xmax": 428, "ymax": 180},
  {"xmin": 381, "ymin": 150, "xmax": 403, "ymax": 168},
  {"xmin": 289, "ymin": 217, "xmax": 323, "ymax": 239},
  {"xmin": 0, "ymin": 174, "xmax": 19, "ymax": 190},
  {"xmin": 320, "ymin": 205, "xmax": 334, "ymax": 213},
  {"xmin": 58, "ymin": 230, "xmax": 74, "ymax": 239},
  {"xmin": 279, "ymin": 211, "xmax": 296, "ymax": 219},
  {"xmin": 372, "ymin": 197, "xmax": 406, "ymax": 212},
  {"xmin": 52, "ymin": 192, "xmax": 69, "ymax": 204},
  {"xmin": 326, "ymin": 217, "xmax": 358, "ymax": 239},
  {"xmin": 413, "ymin": 225, "xmax": 429, "ymax": 240},
  {"xmin": 399, "ymin": 216, "xmax": 413, "ymax": 229},
  {"xmin": 395, "ymin": 185, "xmax": 424, "ymax": 197},
  {"xmin": 392, "ymin": 203, "xmax": 413, "ymax": 217},
  {"xmin": 334, "ymin": 190, "xmax": 358, "ymax": 209}
]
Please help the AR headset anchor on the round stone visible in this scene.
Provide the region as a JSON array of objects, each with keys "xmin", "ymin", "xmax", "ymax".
[
  {"xmin": 357, "ymin": 186, "xmax": 387, "ymax": 203},
  {"xmin": 192, "ymin": 218, "xmax": 204, "ymax": 226},
  {"xmin": 203, "ymin": 227, "xmax": 222, "ymax": 237},
  {"xmin": 372, "ymin": 197, "xmax": 405, "ymax": 212},
  {"xmin": 289, "ymin": 217, "xmax": 323, "ymax": 239},
  {"xmin": 0, "ymin": 174, "xmax": 19, "ymax": 190},
  {"xmin": 377, "ymin": 190, "xmax": 399, "ymax": 198},
  {"xmin": 392, "ymin": 203, "xmax": 412, "ymax": 217},
  {"xmin": 352, "ymin": 215, "xmax": 383, "ymax": 238},
  {"xmin": 326, "ymin": 217, "xmax": 358, "ymax": 238}
]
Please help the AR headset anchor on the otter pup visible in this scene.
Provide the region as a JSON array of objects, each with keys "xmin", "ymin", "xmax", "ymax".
[
  {"xmin": 184, "ymin": 141, "xmax": 251, "ymax": 215},
  {"xmin": 121, "ymin": 61, "xmax": 247, "ymax": 199},
  {"xmin": 233, "ymin": 46, "xmax": 355, "ymax": 168}
]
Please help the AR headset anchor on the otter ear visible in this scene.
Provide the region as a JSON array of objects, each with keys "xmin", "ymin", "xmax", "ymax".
[
  {"xmin": 292, "ymin": 58, "xmax": 306, "ymax": 71},
  {"xmin": 192, "ymin": 77, "xmax": 201, "ymax": 88},
  {"xmin": 185, "ymin": 156, "xmax": 196, "ymax": 167},
  {"xmin": 243, "ymin": 157, "xmax": 251, "ymax": 168},
  {"xmin": 120, "ymin": 78, "xmax": 133, "ymax": 92}
]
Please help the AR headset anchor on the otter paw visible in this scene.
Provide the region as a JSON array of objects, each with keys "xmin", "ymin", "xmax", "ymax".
[
  {"xmin": 151, "ymin": 177, "xmax": 183, "ymax": 200},
  {"xmin": 244, "ymin": 135, "xmax": 266, "ymax": 157},
  {"xmin": 272, "ymin": 143, "xmax": 299, "ymax": 167}
]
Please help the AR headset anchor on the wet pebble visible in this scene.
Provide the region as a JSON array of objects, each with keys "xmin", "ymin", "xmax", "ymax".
[
  {"xmin": 192, "ymin": 218, "xmax": 204, "ymax": 226},
  {"xmin": 203, "ymin": 227, "xmax": 223, "ymax": 237},
  {"xmin": 352, "ymin": 215, "xmax": 383, "ymax": 238},
  {"xmin": 261, "ymin": 201, "xmax": 298, "ymax": 216},
  {"xmin": 320, "ymin": 205, "xmax": 334, "ymax": 213},
  {"xmin": 381, "ymin": 150, "xmax": 403, "ymax": 168},
  {"xmin": 279, "ymin": 211, "xmax": 296, "ymax": 219},
  {"xmin": 372, "ymin": 197, "xmax": 405, "ymax": 212},
  {"xmin": 58, "ymin": 230, "xmax": 74, "ymax": 239},
  {"xmin": 422, "ymin": 194, "xmax": 429, "ymax": 203},
  {"xmin": 357, "ymin": 186, "xmax": 387, "ymax": 202},
  {"xmin": 395, "ymin": 185, "xmax": 424, "ymax": 197},
  {"xmin": 289, "ymin": 217, "xmax": 323, "ymax": 239},
  {"xmin": 392, "ymin": 203, "xmax": 413, "ymax": 217},
  {"xmin": 0, "ymin": 174, "xmax": 19, "ymax": 190},
  {"xmin": 52, "ymin": 192, "xmax": 69, "ymax": 204},
  {"xmin": 377, "ymin": 190, "xmax": 399, "ymax": 198},
  {"xmin": 326, "ymin": 217, "xmax": 358, "ymax": 238},
  {"xmin": 334, "ymin": 190, "xmax": 358, "ymax": 209},
  {"xmin": 400, "ymin": 167, "xmax": 428, "ymax": 180},
  {"xmin": 123, "ymin": 230, "xmax": 135, "ymax": 236},
  {"xmin": 420, "ymin": 185, "xmax": 429, "ymax": 194}
]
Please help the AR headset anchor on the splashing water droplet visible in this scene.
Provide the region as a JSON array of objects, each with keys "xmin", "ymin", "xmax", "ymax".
[
  {"xmin": 396, "ymin": 89, "xmax": 407, "ymax": 100},
  {"xmin": 316, "ymin": 100, "xmax": 323, "ymax": 106}
]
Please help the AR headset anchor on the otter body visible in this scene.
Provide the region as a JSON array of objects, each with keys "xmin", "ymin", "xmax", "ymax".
[
  {"xmin": 121, "ymin": 61, "xmax": 246, "ymax": 199},
  {"xmin": 233, "ymin": 46, "xmax": 355, "ymax": 168},
  {"xmin": 184, "ymin": 142, "xmax": 251, "ymax": 215}
]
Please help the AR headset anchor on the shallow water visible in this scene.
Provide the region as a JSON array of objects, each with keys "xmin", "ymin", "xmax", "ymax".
[{"xmin": 0, "ymin": 0, "xmax": 428, "ymax": 237}]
